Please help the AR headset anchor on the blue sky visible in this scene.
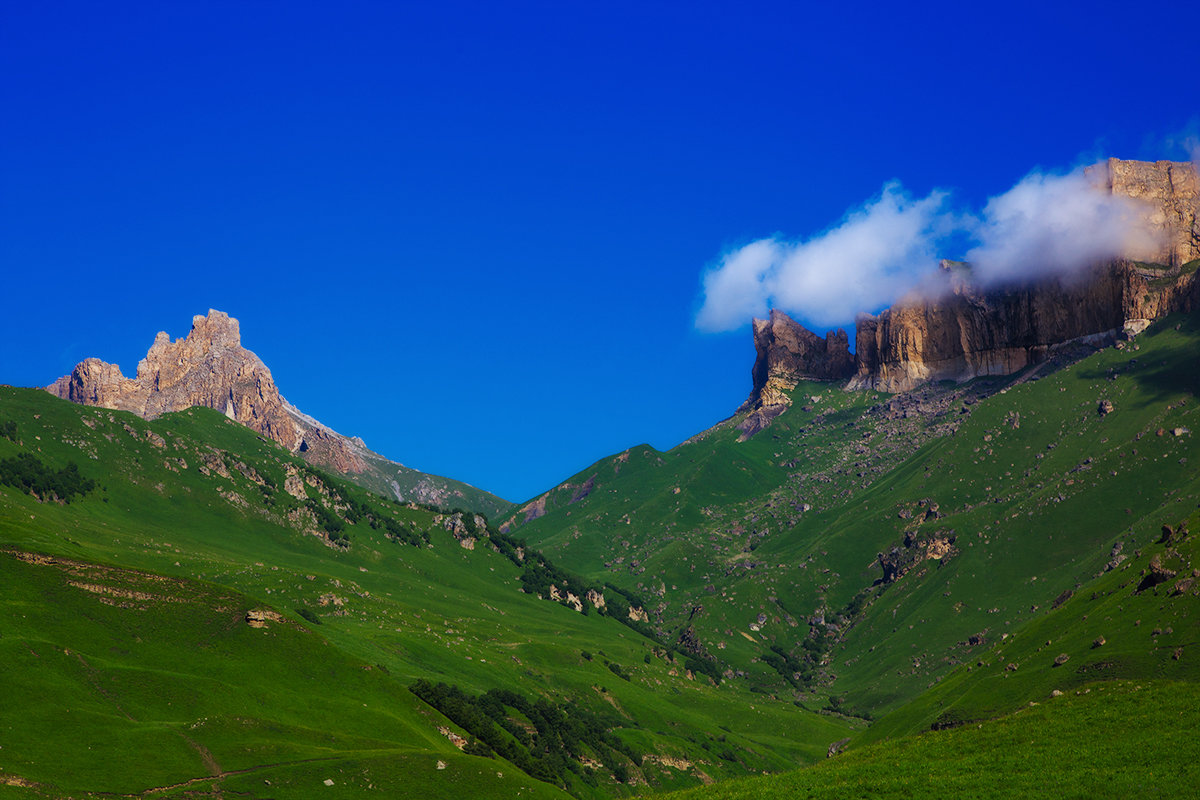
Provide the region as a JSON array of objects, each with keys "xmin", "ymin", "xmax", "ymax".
[{"xmin": 3, "ymin": 1, "xmax": 1198, "ymax": 501}]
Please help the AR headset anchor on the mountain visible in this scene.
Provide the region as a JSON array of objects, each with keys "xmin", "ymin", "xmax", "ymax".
[
  {"xmin": 740, "ymin": 158, "xmax": 1200, "ymax": 405},
  {"xmin": 46, "ymin": 309, "xmax": 510, "ymax": 517},
  {"xmin": 502, "ymin": 306, "xmax": 1200, "ymax": 796},
  {"xmin": 503, "ymin": 158, "xmax": 1200, "ymax": 731},
  {"xmin": 0, "ymin": 387, "xmax": 850, "ymax": 798},
  {"xmin": 7, "ymin": 158, "xmax": 1200, "ymax": 799}
]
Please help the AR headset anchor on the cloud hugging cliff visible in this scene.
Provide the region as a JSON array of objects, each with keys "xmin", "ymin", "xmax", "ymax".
[{"xmin": 696, "ymin": 158, "xmax": 1199, "ymax": 332}]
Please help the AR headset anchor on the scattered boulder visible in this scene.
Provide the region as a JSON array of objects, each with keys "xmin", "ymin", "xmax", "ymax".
[
  {"xmin": 586, "ymin": 589, "xmax": 606, "ymax": 611},
  {"xmin": 827, "ymin": 737, "xmax": 851, "ymax": 758},
  {"xmin": 877, "ymin": 547, "xmax": 905, "ymax": 584},
  {"xmin": 1136, "ymin": 554, "xmax": 1177, "ymax": 592},
  {"xmin": 1053, "ymin": 653, "xmax": 1070, "ymax": 667},
  {"xmin": 245, "ymin": 609, "xmax": 284, "ymax": 628},
  {"xmin": 1103, "ymin": 541, "xmax": 1126, "ymax": 573},
  {"xmin": 1098, "ymin": 399, "xmax": 1114, "ymax": 416},
  {"xmin": 1092, "ymin": 636, "xmax": 1106, "ymax": 648}
]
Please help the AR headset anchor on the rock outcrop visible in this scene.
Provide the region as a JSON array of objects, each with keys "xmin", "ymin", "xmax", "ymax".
[
  {"xmin": 48, "ymin": 310, "xmax": 367, "ymax": 474},
  {"xmin": 47, "ymin": 310, "xmax": 510, "ymax": 514},
  {"xmin": 737, "ymin": 311, "xmax": 853, "ymax": 438},
  {"xmin": 738, "ymin": 159, "xmax": 1200, "ymax": 411},
  {"xmin": 848, "ymin": 254, "xmax": 1198, "ymax": 392},
  {"xmin": 1086, "ymin": 158, "xmax": 1200, "ymax": 267},
  {"xmin": 744, "ymin": 311, "xmax": 854, "ymax": 407}
]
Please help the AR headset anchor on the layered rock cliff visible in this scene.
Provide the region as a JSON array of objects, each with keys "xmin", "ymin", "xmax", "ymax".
[
  {"xmin": 849, "ymin": 159, "xmax": 1200, "ymax": 393},
  {"xmin": 846, "ymin": 258, "xmax": 1197, "ymax": 392},
  {"xmin": 1086, "ymin": 158, "xmax": 1200, "ymax": 267},
  {"xmin": 740, "ymin": 158, "xmax": 1200, "ymax": 411},
  {"xmin": 47, "ymin": 310, "xmax": 510, "ymax": 515},
  {"xmin": 736, "ymin": 311, "xmax": 853, "ymax": 437}
]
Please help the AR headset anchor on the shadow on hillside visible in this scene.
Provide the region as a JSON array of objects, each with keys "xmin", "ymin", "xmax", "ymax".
[{"xmin": 1076, "ymin": 308, "xmax": 1200, "ymax": 404}]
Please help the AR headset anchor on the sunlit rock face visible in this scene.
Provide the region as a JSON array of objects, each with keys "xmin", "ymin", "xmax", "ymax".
[{"xmin": 48, "ymin": 309, "xmax": 366, "ymax": 474}]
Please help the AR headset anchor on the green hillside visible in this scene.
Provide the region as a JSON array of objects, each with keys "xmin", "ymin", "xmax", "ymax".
[
  {"xmin": 4, "ymin": 308, "xmax": 1199, "ymax": 798},
  {"xmin": 663, "ymin": 680, "xmax": 1200, "ymax": 800},
  {"xmin": 510, "ymin": 309, "xmax": 1200, "ymax": 723},
  {"xmin": 0, "ymin": 387, "xmax": 848, "ymax": 798},
  {"xmin": 347, "ymin": 447, "xmax": 513, "ymax": 519},
  {"xmin": 660, "ymin": 507, "xmax": 1200, "ymax": 798}
]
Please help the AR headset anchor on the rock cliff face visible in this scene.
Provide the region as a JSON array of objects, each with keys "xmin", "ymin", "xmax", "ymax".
[
  {"xmin": 48, "ymin": 310, "xmax": 368, "ymax": 473},
  {"xmin": 743, "ymin": 311, "xmax": 854, "ymax": 407},
  {"xmin": 1086, "ymin": 158, "xmax": 1200, "ymax": 267},
  {"xmin": 737, "ymin": 311, "xmax": 853, "ymax": 438},
  {"xmin": 849, "ymin": 157, "xmax": 1200, "ymax": 393},
  {"xmin": 845, "ymin": 258, "xmax": 1199, "ymax": 392},
  {"xmin": 47, "ymin": 310, "xmax": 511, "ymax": 515},
  {"xmin": 740, "ymin": 159, "xmax": 1200, "ymax": 410}
]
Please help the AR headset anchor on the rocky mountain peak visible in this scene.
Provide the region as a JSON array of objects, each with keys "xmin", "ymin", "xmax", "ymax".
[
  {"xmin": 153, "ymin": 309, "xmax": 241, "ymax": 357},
  {"xmin": 738, "ymin": 158, "xmax": 1200, "ymax": 428},
  {"xmin": 47, "ymin": 309, "xmax": 366, "ymax": 474},
  {"xmin": 45, "ymin": 309, "xmax": 511, "ymax": 514}
]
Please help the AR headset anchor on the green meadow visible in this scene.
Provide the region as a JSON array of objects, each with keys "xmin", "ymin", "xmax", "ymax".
[{"xmin": 2, "ymin": 308, "xmax": 1198, "ymax": 797}]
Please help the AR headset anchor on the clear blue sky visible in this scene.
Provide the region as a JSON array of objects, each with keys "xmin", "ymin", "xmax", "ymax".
[{"xmin": 3, "ymin": 1, "xmax": 1198, "ymax": 501}]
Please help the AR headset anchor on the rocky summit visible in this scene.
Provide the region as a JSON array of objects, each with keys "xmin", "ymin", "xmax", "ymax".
[
  {"xmin": 742, "ymin": 158, "xmax": 1200, "ymax": 417},
  {"xmin": 46, "ymin": 310, "xmax": 509, "ymax": 514},
  {"xmin": 47, "ymin": 310, "xmax": 366, "ymax": 473}
]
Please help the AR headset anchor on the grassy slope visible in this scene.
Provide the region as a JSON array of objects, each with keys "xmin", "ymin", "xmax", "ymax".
[
  {"xmin": 0, "ymin": 551, "xmax": 555, "ymax": 800},
  {"xmin": 348, "ymin": 448, "xmax": 513, "ymax": 519},
  {"xmin": 511, "ymin": 310, "xmax": 1200, "ymax": 720},
  {"xmin": 657, "ymin": 505, "xmax": 1200, "ymax": 798},
  {"xmin": 0, "ymin": 388, "xmax": 850, "ymax": 798},
  {"xmin": 858, "ymin": 506, "xmax": 1200, "ymax": 744},
  {"xmin": 660, "ymin": 680, "xmax": 1200, "ymax": 800}
]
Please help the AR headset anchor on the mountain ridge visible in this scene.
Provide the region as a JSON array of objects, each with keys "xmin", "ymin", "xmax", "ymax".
[
  {"xmin": 739, "ymin": 158, "xmax": 1200, "ymax": 422},
  {"xmin": 46, "ymin": 309, "xmax": 510, "ymax": 516}
]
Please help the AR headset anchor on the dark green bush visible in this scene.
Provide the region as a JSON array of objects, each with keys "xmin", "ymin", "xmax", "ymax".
[{"xmin": 0, "ymin": 453, "xmax": 95, "ymax": 503}]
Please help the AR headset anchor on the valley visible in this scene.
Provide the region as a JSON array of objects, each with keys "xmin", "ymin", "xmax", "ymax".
[
  {"xmin": 4, "ymin": 305, "xmax": 1199, "ymax": 797},
  {"xmin": 3, "ymin": 158, "xmax": 1198, "ymax": 798}
]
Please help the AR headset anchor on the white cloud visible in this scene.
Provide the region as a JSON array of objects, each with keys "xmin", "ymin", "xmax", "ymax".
[
  {"xmin": 694, "ymin": 239, "xmax": 782, "ymax": 332},
  {"xmin": 695, "ymin": 183, "xmax": 952, "ymax": 332},
  {"xmin": 696, "ymin": 161, "xmax": 1167, "ymax": 332},
  {"xmin": 965, "ymin": 166, "xmax": 1163, "ymax": 285}
]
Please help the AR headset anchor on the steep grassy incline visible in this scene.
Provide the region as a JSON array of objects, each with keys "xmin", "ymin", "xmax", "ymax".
[
  {"xmin": 659, "ymin": 505, "xmax": 1200, "ymax": 799},
  {"xmin": 0, "ymin": 550, "xmax": 560, "ymax": 800},
  {"xmin": 662, "ymin": 680, "xmax": 1200, "ymax": 800},
  {"xmin": 858, "ymin": 506, "xmax": 1200, "ymax": 744},
  {"xmin": 348, "ymin": 448, "xmax": 513, "ymax": 519},
  {"xmin": 0, "ymin": 388, "xmax": 851, "ymax": 798},
  {"xmin": 508, "ymin": 311, "xmax": 1200, "ymax": 721}
]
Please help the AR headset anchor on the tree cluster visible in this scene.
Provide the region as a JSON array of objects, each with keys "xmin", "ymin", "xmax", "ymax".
[
  {"xmin": 409, "ymin": 679, "xmax": 640, "ymax": 792},
  {"xmin": 0, "ymin": 453, "xmax": 95, "ymax": 503}
]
